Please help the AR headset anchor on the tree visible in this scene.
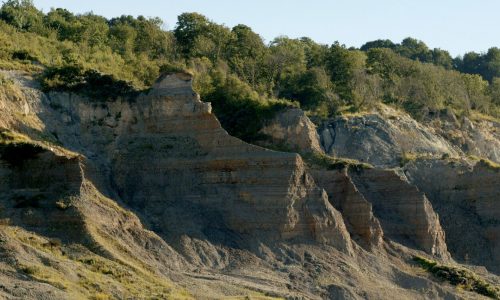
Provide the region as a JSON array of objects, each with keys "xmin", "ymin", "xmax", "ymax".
[
  {"xmin": 352, "ymin": 70, "xmax": 382, "ymax": 110},
  {"xmin": 300, "ymin": 37, "xmax": 329, "ymax": 68},
  {"xmin": 265, "ymin": 36, "xmax": 306, "ymax": 96},
  {"xmin": 455, "ymin": 48, "xmax": 500, "ymax": 83},
  {"xmin": 0, "ymin": 0, "xmax": 44, "ymax": 33},
  {"xmin": 483, "ymin": 47, "xmax": 500, "ymax": 82},
  {"xmin": 108, "ymin": 22, "xmax": 137, "ymax": 56},
  {"xmin": 396, "ymin": 37, "xmax": 432, "ymax": 62},
  {"xmin": 78, "ymin": 13, "xmax": 109, "ymax": 48},
  {"xmin": 360, "ymin": 39, "xmax": 395, "ymax": 51},
  {"xmin": 280, "ymin": 67, "xmax": 335, "ymax": 110},
  {"xmin": 173, "ymin": 12, "xmax": 210, "ymax": 58},
  {"xmin": 462, "ymin": 73, "xmax": 490, "ymax": 112},
  {"xmin": 325, "ymin": 42, "xmax": 359, "ymax": 101},
  {"xmin": 431, "ymin": 48, "xmax": 453, "ymax": 69},
  {"xmin": 227, "ymin": 24, "xmax": 267, "ymax": 88}
]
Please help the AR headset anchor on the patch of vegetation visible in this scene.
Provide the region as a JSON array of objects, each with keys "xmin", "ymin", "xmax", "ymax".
[
  {"xmin": 203, "ymin": 72, "xmax": 299, "ymax": 142},
  {"xmin": 468, "ymin": 155, "xmax": 500, "ymax": 171},
  {"xmin": 20, "ymin": 264, "xmax": 41, "ymax": 275},
  {"xmin": 0, "ymin": 73, "xmax": 23, "ymax": 101},
  {"xmin": 399, "ymin": 151, "xmax": 418, "ymax": 167},
  {"xmin": 413, "ymin": 256, "xmax": 500, "ymax": 299},
  {"xmin": 40, "ymin": 65, "xmax": 140, "ymax": 100},
  {"xmin": 92, "ymin": 293, "xmax": 112, "ymax": 300},
  {"xmin": 303, "ymin": 151, "xmax": 373, "ymax": 172}
]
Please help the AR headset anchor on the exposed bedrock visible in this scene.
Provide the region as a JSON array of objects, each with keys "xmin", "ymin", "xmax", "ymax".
[
  {"xmin": 349, "ymin": 168, "xmax": 449, "ymax": 259},
  {"xmin": 405, "ymin": 159, "xmax": 500, "ymax": 273},
  {"xmin": 259, "ymin": 107, "xmax": 323, "ymax": 153},
  {"xmin": 109, "ymin": 74, "xmax": 353, "ymax": 254},
  {"xmin": 311, "ymin": 167, "xmax": 449, "ymax": 258},
  {"xmin": 318, "ymin": 107, "xmax": 458, "ymax": 168},
  {"xmin": 1, "ymin": 71, "xmax": 498, "ymax": 299},
  {"xmin": 35, "ymin": 73, "xmax": 354, "ymax": 256},
  {"xmin": 311, "ymin": 168, "xmax": 383, "ymax": 249},
  {"xmin": 0, "ymin": 140, "xmax": 187, "ymax": 272}
]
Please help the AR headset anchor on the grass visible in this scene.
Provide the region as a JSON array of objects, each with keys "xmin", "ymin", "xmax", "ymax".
[
  {"xmin": 0, "ymin": 128, "xmax": 79, "ymax": 158},
  {"xmin": 261, "ymin": 141, "xmax": 373, "ymax": 172},
  {"xmin": 413, "ymin": 256, "xmax": 500, "ymax": 299},
  {"xmin": 5, "ymin": 227, "xmax": 192, "ymax": 299},
  {"xmin": 0, "ymin": 128, "xmax": 30, "ymax": 144},
  {"xmin": 399, "ymin": 151, "xmax": 419, "ymax": 167},
  {"xmin": 20, "ymin": 264, "xmax": 41, "ymax": 275},
  {"xmin": 468, "ymin": 155, "xmax": 500, "ymax": 171},
  {"xmin": 470, "ymin": 111, "xmax": 500, "ymax": 124}
]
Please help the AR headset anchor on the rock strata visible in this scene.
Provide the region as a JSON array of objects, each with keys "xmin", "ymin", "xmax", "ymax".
[
  {"xmin": 405, "ymin": 159, "xmax": 500, "ymax": 272},
  {"xmin": 108, "ymin": 74, "xmax": 353, "ymax": 254},
  {"xmin": 311, "ymin": 168, "xmax": 383, "ymax": 249},
  {"xmin": 260, "ymin": 108, "xmax": 323, "ymax": 153},
  {"xmin": 319, "ymin": 106, "xmax": 458, "ymax": 167}
]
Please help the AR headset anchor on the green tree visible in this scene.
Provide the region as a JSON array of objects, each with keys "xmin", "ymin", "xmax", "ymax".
[
  {"xmin": 490, "ymin": 77, "xmax": 500, "ymax": 106},
  {"xmin": 0, "ymin": 0, "xmax": 44, "ymax": 33},
  {"xmin": 325, "ymin": 42, "xmax": 359, "ymax": 101},
  {"xmin": 227, "ymin": 24, "xmax": 267, "ymax": 88},
  {"xmin": 360, "ymin": 39, "xmax": 396, "ymax": 51},
  {"xmin": 396, "ymin": 37, "xmax": 432, "ymax": 62},
  {"xmin": 108, "ymin": 22, "xmax": 137, "ymax": 57},
  {"xmin": 44, "ymin": 8, "xmax": 80, "ymax": 41},
  {"xmin": 265, "ymin": 36, "xmax": 307, "ymax": 96},
  {"xmin": 281, "ymin": 67, "xmax": 336, "ymax": 111},
  {"xmin": 431, "ymin": 48, "xmax": 453, "ymax": 69},
  {"xmin": 300, "ymin": 37, "xmax": 329, "ymax": 68},
  {"xmin": 462, "ymin": 73, "xmax": 490, "ymax": 113}
]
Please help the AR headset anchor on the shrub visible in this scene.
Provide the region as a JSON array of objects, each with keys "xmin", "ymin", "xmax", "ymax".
[
  {"xmin": 20, "ymin": 264, "xmax": 40, "ymax": 275},
  {"xmin": 413, "ymin": 256, "xmax": 500, "ymax": 299},
  {"xmin": 40, "ymin": 65, "xmax": 139, "ymax": 100}
]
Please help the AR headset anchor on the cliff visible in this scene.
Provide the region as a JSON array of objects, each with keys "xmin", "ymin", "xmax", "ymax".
[{"xmin": 0, "ymin": 71, "xmax": 499, "ymax": 299}]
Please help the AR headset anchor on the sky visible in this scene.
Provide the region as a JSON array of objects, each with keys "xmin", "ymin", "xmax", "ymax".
[{"xmin": 32, "ymin": 0, "xmax": 500, "ymax": 57}]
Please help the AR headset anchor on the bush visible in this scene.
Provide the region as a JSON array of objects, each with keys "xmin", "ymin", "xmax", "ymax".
[
  {"xmin": 204, "ymin": 71, "xmax": 298, "ymax": 142},
  {"xmin": 40, "ymin": 65, "xmax": 139, "ymax": 100},
  {"xmin": 413, "ymin": 256, "xmax": 500, "ymax": 299}
]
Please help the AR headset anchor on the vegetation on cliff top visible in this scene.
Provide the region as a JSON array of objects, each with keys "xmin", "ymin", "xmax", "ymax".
[
  {"xmin": 413, "ymin": 256, "xmax": 500, "ymax": 299},
  {"xmin": 0, "ymin": 0, "xmax": 500, "ymax": 141}
]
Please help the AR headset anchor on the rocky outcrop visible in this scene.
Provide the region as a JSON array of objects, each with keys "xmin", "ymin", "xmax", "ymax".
[
  {"xmin": 260, "ymin": 108, "xmax": 323, "ymax": 153},
  {"xmin": 108, "ymin": 74, "xmax": 351, "ymax": 253},
  {"xmin": 0, "ymin": 138, "xmax": 190, "ymax": 298},
  {"xmin": 405, "ymin": 159, "xmax": 500, "ymax": 273},
  {"xmin": 435, "ymin": 116, "xmax": 500, "ymax": 164},
  {"xmin": 319, "ymin": 105, "xmax": 459, "ymax": 168},
  {"xmin": 0, "ymin": 141, "xmax": 85, "ymax": 241},
  {"xmin": 36, "ymin": 73, "xmax": 353, "ymax": 255},
  {"xmin": 311, "ymin": 167, "xmax": 449, "ymax": 258},
  {"xmin": 350, "ymin": 168, "xmax": 449, "ymax": 258},
  {"xmin": 1, "ymin": 71, "xmax": 499, "ymax": 299},
  {"xmin": 311, "ymin": 168, "xmax": 383, "ymax": 249}
]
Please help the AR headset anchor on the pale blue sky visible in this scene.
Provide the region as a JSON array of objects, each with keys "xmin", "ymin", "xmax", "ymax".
[{"xmin": 32, "ymin": 0, "xmax": 499, "ymax": 57}]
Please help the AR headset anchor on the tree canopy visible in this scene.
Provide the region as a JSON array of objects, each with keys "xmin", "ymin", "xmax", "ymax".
[{"xmin": 0, "ymin": 3, "xmax": 499, "ymax": 141}]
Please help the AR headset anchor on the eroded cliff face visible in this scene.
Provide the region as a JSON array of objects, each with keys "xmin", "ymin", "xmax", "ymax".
[
  {"xmin": 311, "ymin": 168, "xmax": 384, "ymax": 249},
  {"xmin": 0, "ymin": 71, "xmax": 499, "ymax": 299},
  {"xmin": 319, "ymin": 105, "xmax": 459, "ymax": 168},
  {"xmin": 311, "ymin": 167, "xmax": 449, "ymax": 259},
  {"xmin": 43, "ymin": 73, "xmax": 354, "ymax": 254},
  {"xmin": 405, "ymin": 159, "xmax": 500, "ymax": 273},
  {"xmin": 259, "ymin": 108, "xmax": 323, "ymax": 153}
]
